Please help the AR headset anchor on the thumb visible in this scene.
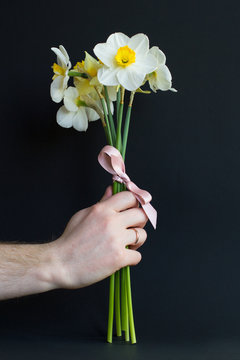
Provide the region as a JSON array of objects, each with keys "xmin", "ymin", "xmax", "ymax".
[{"xmin": 99, "ymin": 185, "xmax": 113, "ymax": 202}]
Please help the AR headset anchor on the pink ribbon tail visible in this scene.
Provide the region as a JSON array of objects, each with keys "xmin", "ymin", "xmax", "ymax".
[{"xmin": 98, "ymin": 145, "xmax": 157, "ymax": 230}]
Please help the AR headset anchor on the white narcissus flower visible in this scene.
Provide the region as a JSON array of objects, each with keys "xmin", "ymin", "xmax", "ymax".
[
  {"xmin": 147, "ymin": 46, "xmax": 177, "ymax": 92},
  {"xmin": 93, "ymin": 32, "xmax": 158, "ymax": 91},
  {"xmin": 51, "ymin": 45, "xmax": 71, "ymax": 103},
  {"xmin": 56, "ymin": 87, "xmax": 100, "ymax": 132}
]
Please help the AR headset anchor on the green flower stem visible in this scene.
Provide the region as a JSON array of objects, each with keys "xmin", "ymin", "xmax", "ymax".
[
  {"xmin": 126, "ymin": 265, "xmax": 136, "ymax": 344},
  {"xmin": 107, "ymin": 273, "xmax": 115, "ymax": 343},
  {"xmin": 107, "ymin": 180, "xmax": 118, "ymax": 343},
  {"xmin": 95, "ymin": 87, "xmax": 113, "ymax": 146},
  {"xmin": 121, "ymin": 266, "xmax": 129, "ymax": 341},
  {"xmin": 122, "ymin": 92, "xmax": 135, "ymax": 161},
  {"xmin": 110, "ymin": 88, "xmax": 125, "ymax": 341},
  {"xmin": 104, "ymin": 86, "xmax": 116, "ymax": 145},
  {"xmin": 115, "ymin": 183, "xmax": 122, "ymax": 337},
  {"xmin": 121, "ymin": 93, "xmax": 136, "ymax": 343},
  {"xmin": 68, "ymin": 70, "xmax": 88, "ymax": 78},
  {"xmin": 100, "ymin": 97, "xmax": 113, "ymax": 146},
  {"xmin": 116, "ymin": 87, "xmax": 125, "ymax": 150},
  {"xmin": 117, "ymin": 87, "xmax": 121, "ymax": 117},
  {"xmin": 124, "ymin": 270, "xmax": 130, "ymax": 342},
  {"xmin": 121, "ymin": 267, "xmax": 126, "ymax": 331},
  {"xmin": 115, "ymin": 270, "xmax": 121, "ymax": 336}
]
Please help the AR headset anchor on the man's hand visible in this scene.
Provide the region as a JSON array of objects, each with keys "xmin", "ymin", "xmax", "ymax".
[
  {"xmin": 0, "ymin": 187, "xmax": 148, "ymax": 300},
  {"xmin": 48, "ymin": 186, "xmax": 148, "ymax": 289}
]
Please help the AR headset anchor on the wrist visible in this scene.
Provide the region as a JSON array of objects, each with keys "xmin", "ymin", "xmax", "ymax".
[{"xmin": 34, "ymin": 242, "xmax": 61, "ymax": 293}]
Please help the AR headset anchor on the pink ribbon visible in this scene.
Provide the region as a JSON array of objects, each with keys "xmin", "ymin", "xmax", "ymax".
[{"xmin": 98, "ymin": 145, "xmax": 157, "ymax": 229}]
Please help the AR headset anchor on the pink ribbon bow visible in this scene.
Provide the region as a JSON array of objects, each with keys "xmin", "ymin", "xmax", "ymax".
[{"xmin": 98, "ymin": 145, "xmax": 157, "ymax": 229}]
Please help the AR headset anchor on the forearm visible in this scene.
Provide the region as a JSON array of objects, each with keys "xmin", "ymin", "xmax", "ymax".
[
  {"xmin": 0, "ymin": 190, "xmax": 147, "ymax": 300},
  {"xmin": 0, "ymin": 243, "xmax": 56, "ymax": 300}
]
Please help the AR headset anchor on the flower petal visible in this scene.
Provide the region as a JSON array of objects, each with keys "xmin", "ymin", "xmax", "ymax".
[
  {"xmin": 128, "ymin": 33, "xmax": 149, "ymax": 55},
  {"xmin": 64, "ymin": 86, "xmax": 78, "ymax": 112},
  {"xmin": 149, "ymin": 46, "xmax": 166, "ymax": 65},
  {"xmin": 93, "ymin": 43, "xmax": 115, "ymax": 67},
  {"xmin": 157, "ymin": 64, "xmax": 172, "ymax": 84},
  {"xmin": 117, "ymin": 67, "xmax": 145, "ymax": 91},
  {"xmin": 84, "ymin": 51, "xmax": 102, "ymax": 77},
  {"xmin": 86, "ymin": 107, "xmax": 100, "ymax": 122},
  {"xmin": 106, "ymin": 32, "xmax": 129, "ymax": 52},
  {"xmin": 50, "ymin": 75, "xmax": 66, "ymax": 103},
  {"xmin": 97, "ymin": 66, "xmax": 119, "ymax": 86},
  {"xmin": 56, "ymin": 106, "xmax": 74, "ymax": 128},
  {"xmin": 72, "ymin": 108, "xmax": 88, "ymax": 131},
  {"xmin": 107, "ymin": 86, "xmax": 118, "ymax": 101},
  {"xmin": 59, "ymin": 45, "xmax": 70, "ymax": 64},
  {"xmin": 134, "ymin": 53, "xmax": 158, "ymax": 74},
  {"xmin": 51, "ymin": 47, "xmax": 68, "ymax": 68},
  {"xmin": 149, "ymin": 64, "xmax": 173, "ymax": 91}
]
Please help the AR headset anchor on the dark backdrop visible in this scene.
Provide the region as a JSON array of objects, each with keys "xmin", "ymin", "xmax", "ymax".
[{"xmin": 0, "ymin": 0, "xmax": 239, "ymax": 359}]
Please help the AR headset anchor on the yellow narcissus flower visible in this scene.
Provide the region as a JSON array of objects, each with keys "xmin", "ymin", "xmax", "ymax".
[
  {"xmin": 93, "ymin": 32, "xmax": 158, "ymax": 91},
  {"xmin": 73, "ymin": 52, "xmax": 102, "ymax": 94},
  {"xmin": 50, "ymin": 45, "xmax": 71, "ymax": 103},
  {"xmin": 147, "ymin": 46, "xmax": 177, "ymax": 92},
  {"xmin": 74, "ymin": 52, "xmax": 118, "ymax": 101}
]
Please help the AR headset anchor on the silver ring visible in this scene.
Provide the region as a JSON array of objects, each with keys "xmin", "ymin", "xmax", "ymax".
[{"xmin": 132, "ymin": 228, "xmax": 140, "ymax": 245}]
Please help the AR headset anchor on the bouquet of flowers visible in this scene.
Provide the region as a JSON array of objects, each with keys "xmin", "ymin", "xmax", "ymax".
[{"xmin": 50, "ymin": 32, "xmax": 176, "ymax": 344}]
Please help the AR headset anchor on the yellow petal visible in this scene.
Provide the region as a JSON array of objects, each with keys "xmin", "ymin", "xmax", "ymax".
[{"xmin": 84, "ymin": 52, "xmax": 102, "ymax": 78}]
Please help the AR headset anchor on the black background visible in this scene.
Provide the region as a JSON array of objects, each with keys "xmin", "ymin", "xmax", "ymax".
[{"xmin": 0, "ymin": 0, "xmax": 239, "ymax": 359}]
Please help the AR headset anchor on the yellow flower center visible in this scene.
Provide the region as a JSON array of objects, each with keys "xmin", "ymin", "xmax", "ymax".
[
  {"xmin": 115, "ymin": 46, "xmax": 136, "ymax": 67},
  {"xmin": 52, "ymin": 63, "xmax": 65, "ymax": 77},
  {"xmin": 74, "ymin": 61, "xmax": 85, "ymax": 70}
]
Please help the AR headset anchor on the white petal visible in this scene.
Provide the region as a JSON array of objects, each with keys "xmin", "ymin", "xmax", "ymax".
[
  {"xmin": 106, "ymin": 32, "xmax": 129, "ymax": 52},
  {"xmin": 151, "ymin": 65, "xmax": 173, "ymax": 91},
  {"xmin": 86, "ymin": 107, "xmax": 100, "ymax": 122},
  {"xmin": 59, "ymin": 45, "xmax": 70, "ymax": 64},
  {"xmin": 134, "ymin": 53, "xmax": 158, "ymax": 74},
  {"xmin": 50, "ymin": 76, "xmax": 65, "ymax": 103},
  {"xmin": 64, "ymin": 86, "xmax": 78, "ymax": 112},
  {"xmin": 97, "ymin": 66, "xmax": 119, "ymax": 86},
  {"xmin": 72, "ymin": 108, "xmax": 88, "ymax": 131},
  {"xmin": 117, "ymin": 67, "xmax": 145, "ymax": 91},
  {"xmin": 149, "ymin": 46, "xmax": 166, "ymax": 65},
  {"xmin": 110, "ymin": 101, "xmax": 114, "ymax": 115},
  {"xmin": 56, "ymin": 106, "xmax": 74, "ymax": 128},
  {"xmin": 157, "ymin": 64, "xmax": 172, "ymax": 82},
  {"xmin": 107, "ymin": 86, "xmax": 117, "ymax": 101},
  {"xmin": 128, "ymin": 33, "xmax": 149, "ymax": 55},
  {"xmin": 51, "ymin": 47, "xmax": 68, "ymax": 68},
  {"xmin": 93, "ymin": 43, "xmax": 115, "ymax": 67}
]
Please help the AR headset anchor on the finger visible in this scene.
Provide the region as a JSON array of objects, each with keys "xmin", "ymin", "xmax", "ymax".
[
  {"xmin": 99, "ymin": 185, "xmax": 112, "ymax": 202},
  {"xmin": 124, "ymin": 227, "xmax": 147, "ymax": 250},
  {"xmin": 104, "ymin": 190, "xmax": 138, "ymax": 212},
  {"xmin": 122, "ymin": 249, "xmax": 142, "ymax": 267},
  {"xmin": 119, "ymin": 207, "xmax": 148, "ymax": 228}
]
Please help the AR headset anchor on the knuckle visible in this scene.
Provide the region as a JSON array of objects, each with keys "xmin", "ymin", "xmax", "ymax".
[
  {"xmin": 130, "ymin": 251, "xmax": 142, "ymax": 266},
  {"xmin": 135, "ymin": 252, "xmax": 142, "ymax": 264},
  {"xmin": 112, "ymin": 246, "xmax": 124, "ymax": 264},
  {"xmin": 121, "ymin": 191, "xmax": 137, "ymax": 205},
  {"xmin": 137, "ymin": 208, "xmax": 148, "ymax": 223},
  {"xmin": 140, "ymin": 208, "xmax": 148, "ymax": 220},
  {"xmin": 91, "ymin": 202, "xmax": 103, "ymax": 215},
  {"xmin": 102, "ymin": 215, "xmax": 113, "ymax": 235},
  {"xmin": 142, "ymin": 228, "xmax": 147, "ymax": 240}
]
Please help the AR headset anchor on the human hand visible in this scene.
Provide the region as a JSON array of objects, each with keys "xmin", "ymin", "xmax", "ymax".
[{"xmin": 48, "ymin": 186, "xmax": 148, "ymax": 290}]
